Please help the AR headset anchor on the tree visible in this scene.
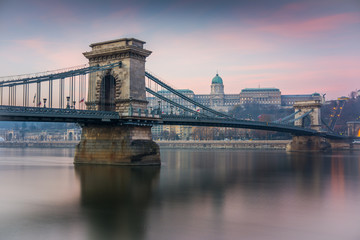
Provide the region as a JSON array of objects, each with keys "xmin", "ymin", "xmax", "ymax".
[
  {"xmin": 160, "ymin": 130, "xmax": 169, "ymax": 140},
  {"xmin": 169, "ymin": 130, "xmax": 179, "ymax": 140},
  {"xmin": 229, "ymin": 103, "xmax": 292, "ymax": 121}
]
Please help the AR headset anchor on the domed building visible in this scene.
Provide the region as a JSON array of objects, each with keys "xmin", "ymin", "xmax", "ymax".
[
  {"xmin": 194, "ymin": 73, "xmax": 241, "ymax": 112},
  {"xmin": 210, "ymin": 73, "xmax": 225, "ymax": 109},
  {"xmin": 147, "ymin": 72, "xmax": 322, "ymax": 115},
  {"xmin": 211, "ymin": 73, "xmax": 224, "ymax": 94}
]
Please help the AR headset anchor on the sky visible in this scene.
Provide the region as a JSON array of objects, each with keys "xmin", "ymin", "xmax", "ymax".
[{"xmin": 0, "ymin": 0, "xmax": 359, "ymax": 100}]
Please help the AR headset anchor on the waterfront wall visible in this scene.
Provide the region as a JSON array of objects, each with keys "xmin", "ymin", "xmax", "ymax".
[
  {"xmin": 0, "ymin": 141, "xmax": 79, "ymax": 148},
  {"xmin": 74, "ymin": 125, "xmax": 160, "ymax": 165},
  {"xmin": 0, "ymin": 140, "xmax": 290, "ymax": 149},
  {"xmin": 1, "ymin": 140, "xmax": 359, "ymax": 150},
  {"xmin": 157, "ymin": 140, "xmax": 291, "ymax": 150}
]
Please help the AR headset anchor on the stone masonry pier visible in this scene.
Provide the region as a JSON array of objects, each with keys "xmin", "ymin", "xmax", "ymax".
[
  {"xmin": 74, "ymin": 38, "xmax": 160, "ymax": 165},
  {"xmin": 75, "ymin": 124, "xmax": 159, "ymax": 165}
]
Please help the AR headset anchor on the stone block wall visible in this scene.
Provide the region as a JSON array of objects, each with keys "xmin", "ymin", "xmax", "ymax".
[{"xmin": 74, "ymin": 124, "xmax": 160, "ymax": 165}]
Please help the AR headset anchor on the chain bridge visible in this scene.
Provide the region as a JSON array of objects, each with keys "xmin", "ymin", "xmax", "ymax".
[{"xmin": 0, "ymin": 38, "xmax": 351, "ymax": 165}]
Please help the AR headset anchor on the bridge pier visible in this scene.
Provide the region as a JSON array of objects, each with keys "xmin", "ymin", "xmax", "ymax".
[
  {"xmin": 286, "ymin": 136, "xmax": 331, "ymax": 152},
  {"xmin": 328, "ymin": 138, "xmax": 353, "ymax": 150},
  {"xmin": 287, "ymin": 100, "xmax": 331, "ymax": 152},
  {"xmin": 286, "ymin": 100, "xmax": 352, "ymax": 152},
  {"xmin": 286, "ymin": 136, "xmax": 353, "ymax": 152},
  {"xmin": 74, "ymin": 124, "xmax": 160, "ymax": 165},
  {"xmin": 74, "ymin": 38, "xmax": 160, "ymax": 165}
]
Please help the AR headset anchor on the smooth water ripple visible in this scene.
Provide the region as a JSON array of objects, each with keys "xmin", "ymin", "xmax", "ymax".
[{"xmin": 0, "ymin": 148, "xmax": 360, "ymax": 240}]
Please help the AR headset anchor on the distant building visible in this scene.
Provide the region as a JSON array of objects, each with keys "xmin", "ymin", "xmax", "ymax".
[
  {"xmin": 0, "ymin": 129, "xmax": 81, "ymax": 142},
  {"xmin": 148, "ymin": 73, "xmax": 240, "ymax": 113},
  {"xmin": 152, "ymin": 125, "xmax": 193, "ymax": 140},
  {"xmin": 147, "ymin": 73, "xmax": 321, "ymax": 113},
  {"xmin": 147, "ymin": 89, "xmax": 196, "ymax": 115},
  {"xmin": 239, "ymin": 88, "xmax": 281, "ymax": 106},
  {"xmin": 195, "ymin": 73, "xmax": 240, "ymax": 112}
]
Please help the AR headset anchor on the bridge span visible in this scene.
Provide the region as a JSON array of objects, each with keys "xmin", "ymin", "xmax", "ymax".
[
  {"xmin": 0, "ymin": 38, "xmax": 353, "ymax": 165},
  {"xmin": 0, "ymin": 105, "xmax": 346, "ymax": 140}
]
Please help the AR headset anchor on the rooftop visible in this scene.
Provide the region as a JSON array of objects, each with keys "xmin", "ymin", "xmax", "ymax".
[
  {"xmin": 89, "ymin": 38, "xmax": 146, "ymax": 47},
  {"xmin": 241, "ymin": 88, "xmax": 280, "ymax": 92},
  {"xmin": 212, "ymin": 74, "xmax": 223, "ymax": 84},
  {"xmin": 281, "ymin": 94, "xmax": 320, "ymax": 98}
]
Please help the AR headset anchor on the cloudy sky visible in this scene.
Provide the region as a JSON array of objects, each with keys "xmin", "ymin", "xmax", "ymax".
[{"xmin": 0, "ymin": 0, "xmax": 359, "ymax": 99}]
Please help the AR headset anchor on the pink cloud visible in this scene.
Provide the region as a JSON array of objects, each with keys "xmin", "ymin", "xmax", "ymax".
[
  {"xmin": 212, "ymin": 31, "xmax": 274, "ymax": 52},
  {"xmin": 147, "ymin": 25, "xmax": 359, "ymax": 100},
  {"xmin": 257, "ymin": 12, "xmax": 360, "ymax": 38},
  {"xmin": 233, "ymin": 56, "xmax": 360, "ymax": 99},
  {"xmin": 15, "ymin": 38, "xmax": 47, "ymax": 52},
  {"xmin": 88, "ymin": 8, "xmax": 143, "ymax": 41},
  {"xmin": 168, "ymin": 54, "xmax": 360, "ymax": 100},
  {"xmin": 269, "ymin": 1, "xmax": 313, "ymax": 20},
  {"xmin": 223, "ymin": 61, "xmax": 301, "ymax": 72},
  {"xmin": 9, "ymin": 38, "xmax": 87, "ymax": 72},
  {"xmin": 148, "ymin": 27, "xmax": 276, "ymax": 73},
  {"xmin": 280, "ymin": 2, "xmax": 308, "ymax": 12}
]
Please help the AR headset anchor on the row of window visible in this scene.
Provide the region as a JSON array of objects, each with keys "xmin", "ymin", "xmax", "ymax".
[{"xmin": 240, "ymin": 100, "xmax": 281, "ymax": 104}]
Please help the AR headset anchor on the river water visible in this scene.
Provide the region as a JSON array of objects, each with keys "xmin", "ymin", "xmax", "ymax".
[{"xmin": 0, "ymin": 148, "xmax": 360, "ymax": 240}]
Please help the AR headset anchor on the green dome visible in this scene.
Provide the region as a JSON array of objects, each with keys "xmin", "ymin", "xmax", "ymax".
[{"xmin": 212, "ymin": 73, "xmax": 223, "ymax": 84}]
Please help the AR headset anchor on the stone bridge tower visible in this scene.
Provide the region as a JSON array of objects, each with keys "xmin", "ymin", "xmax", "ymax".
[
  {"xmin": 293, "ymin": 100, "xmax": 322, "ymax": 131},
  {"xmin": 83, "ymin": 38, "xmax": 150, "ymax": 115},
  {"xmin": 74, "ymin": 38, "xmax": 160, "ymax": 166},
  {"xmin": 287, "ymin": 100, "xmax": 329, "ymax": 151}
]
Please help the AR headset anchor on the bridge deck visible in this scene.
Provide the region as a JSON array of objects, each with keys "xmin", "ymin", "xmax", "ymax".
[
  {"xmin": 0, "ymin": 106, "xmax": 348, "ymax": 139},
  {"xmin": 0, "ymin": 106, "xmax": 121, "ymax": 123},
  {"xmin": 159, "ymin": 115, "xmax": 347, "ymax": 140}
]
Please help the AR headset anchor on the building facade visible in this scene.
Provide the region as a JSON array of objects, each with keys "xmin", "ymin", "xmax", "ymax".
[
  {"xmin": 147, "ymin": 73, "xmax": 321, "ymax": 114},
  {"xmin": 239, "ymin": 88, "xmax": 281, "ymax": 106},
  {"xmin": 147, "ymin": 73, "xmax": 241, "ymax": 113}
]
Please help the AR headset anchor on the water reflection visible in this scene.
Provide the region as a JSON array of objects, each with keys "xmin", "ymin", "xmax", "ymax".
[
  {"xmin": 149, "ymin": 150, "xmax": 360, "ymax": 240},
  {"xmin": 75, "ymin": 166, "xmax": 160, "ymax": 240},
  {"xmin": 152, "ymin": 150, "xmax": 360, "ymax": 208},
  {"xmin": 1, "ymin": 149, "xmax": 360, "ymax": 240}
]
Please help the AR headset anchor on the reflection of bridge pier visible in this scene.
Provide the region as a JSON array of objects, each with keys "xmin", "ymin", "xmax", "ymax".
[
  {"xmin": 74, "ymin": 39, "xmax": 160, "ymax": 165},
  {"xmin": 75, "ymin": 165, "xmax": 160, "ymax": 239}
]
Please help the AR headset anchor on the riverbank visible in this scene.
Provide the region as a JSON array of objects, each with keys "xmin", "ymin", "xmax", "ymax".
[
  {"xmin": 1, "ymin": 140, "xmax": 358, "ymax": 150},
  {"xmin": 0, "ymin": 140, "xmax": 290, "ymax": 149},
  {"xmin": 157, "ymin": 140, "xmax": 291, "ymax": 150},
  {"xmin": 0, "ymin": 141, "xmax": 79, "ymax": 148}
]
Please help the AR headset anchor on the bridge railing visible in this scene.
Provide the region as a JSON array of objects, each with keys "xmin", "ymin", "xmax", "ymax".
[
  {"xmin": 0, "ymin": 62, "xmax": 122, "ymax": 110},
  {"xmin": 0, "ymin": 64, "xmax": 88, "ymax": 82},
  {"xmin": 0, "ymin": 105, "xmax": 120, "ymax": 120}
]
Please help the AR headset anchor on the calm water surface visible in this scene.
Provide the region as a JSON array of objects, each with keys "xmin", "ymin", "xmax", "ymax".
[{"xmin": 0, "ymin": 148, "xmax": 360, "ymax": 240}]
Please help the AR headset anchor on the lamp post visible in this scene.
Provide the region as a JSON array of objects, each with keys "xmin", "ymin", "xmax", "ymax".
[
  {"xmin": 158, "ymin": 100, "xmax": 161, "ymax": 115},
  {"xmin": 66, "ymin": 96, "xmax": 70, "ymax": 109}
]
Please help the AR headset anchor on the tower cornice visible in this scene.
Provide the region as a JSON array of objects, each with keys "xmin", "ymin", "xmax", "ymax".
[{"xmin": 83, "ymin": 46, "xmax": 152, "ymax": 63}]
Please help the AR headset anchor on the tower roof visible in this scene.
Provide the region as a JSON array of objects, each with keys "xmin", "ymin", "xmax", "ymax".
[{"xmin": 212, "ymin": 73, "xmax": 223, "ymax": 84}]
